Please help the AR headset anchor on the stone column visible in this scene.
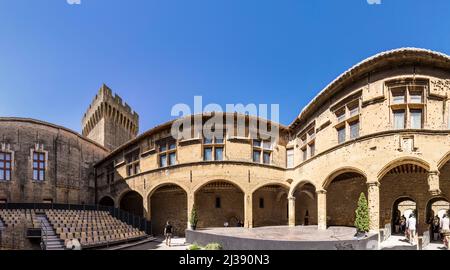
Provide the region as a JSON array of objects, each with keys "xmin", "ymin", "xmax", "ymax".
[
  {"xmin": 428, "ymin": 171, "xmax": 441, "ymax": 196},
  {"xmin": 367, "ymin": 181, "xmax": 380, "ymax": 233},
  {"xmin": 244, "ymin": 193, "xmax": 253, "ymax": 228},
  {"xmin": 143, "ymin": 196, "xmax": 151, "ymax": 221},
  {"xmin": 187, "ymin": 192, "xmax": 195, "ymax": 230},
  {"xmin": 288, "ymin": 196, "xmax": 296, "ymax": 227},
  {"xmin": 317, "ymin": 190, "xmax": 327, "ymax": 230}
]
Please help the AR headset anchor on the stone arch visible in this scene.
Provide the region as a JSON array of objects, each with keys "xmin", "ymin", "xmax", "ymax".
[
  {"xmin": 322, "ymin": 166, "xmax": 367, "ymax": 189},
  {"xmin": 379, "ymin": 159, "xmax": 430, "ymax": 233},
  {"xmin": 252, "ymin": 183, "xmax": 289, "ymax": 227},
  {"xmin": 118, "ymin": 190, "xmax": 144, "ymax": 217},
  {"xmin": 377, "ymin": 156, "xmax": 431, "ymax": 179},
  {"xmin": 291, "ymin": 180, "xmax": 317, "ymax": 226},
  {"xmin": 289, "ymin": 180, "xmax": 317, "ymax": 197},
  {"xmin": 98, "ymin": 196, "xmax": 115, "ymax": 207},
  {"xmin": 194, "ymin": 180, "xmax": 245, "ymax": 228},
  {"xmin": 438, "ymin": 151, "xmax": 450, "ymax": 170},
  {"xmin": 193, "ymin": 179, "xmax": 246, "ymax": 195},
  {"xmin": 251, "ymin": 181, "xmax": 290, "ymax": 194},
  {"xmin": 148, "ymin": 183, "xmax": 188, "ymax": 237},
  {"xmin": 325, "ymin": 167, "xmax": 367, "ymax": 227}
]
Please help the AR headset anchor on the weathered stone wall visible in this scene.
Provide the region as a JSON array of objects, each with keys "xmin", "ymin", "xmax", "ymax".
[
  {"xmin": 150, "ymin": 188, "xmax": 187, "ymax": 236},
  {"xmin": 0, "ymin": 118, "xmax": 108, "ymax": 205},
  {"xmin": 252, "ymin": 188, "xmax": 288, "ymax": 227},
  {"xmin": 327, "ymin": 178, "xmax": 367, "ymax": 227}
]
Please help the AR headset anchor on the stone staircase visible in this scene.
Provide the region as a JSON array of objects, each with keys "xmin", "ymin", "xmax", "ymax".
[{"xmin": 35, "ymin": 214, "xmax": 65, "ymax": 250}]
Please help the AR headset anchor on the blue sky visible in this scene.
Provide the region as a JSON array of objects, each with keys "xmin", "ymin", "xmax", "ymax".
[{"xmin": 0, "ymin": 0, "xmax": 450, "ymax": 133}]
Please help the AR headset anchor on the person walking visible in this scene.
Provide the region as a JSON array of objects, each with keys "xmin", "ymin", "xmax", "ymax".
[{"xmin": 164, "ymin": 221, "xmax": 173, "ymax": 247}]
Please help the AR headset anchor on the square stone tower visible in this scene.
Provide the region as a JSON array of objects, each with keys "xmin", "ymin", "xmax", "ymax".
[{"xmin": 82, "ymin": 84, "xmax": 139, "ymax": 151}]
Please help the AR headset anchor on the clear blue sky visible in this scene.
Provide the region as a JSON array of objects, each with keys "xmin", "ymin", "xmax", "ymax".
[{"xmin": 1, "ymin": 0, "xmax": 449, "ymax": 133}]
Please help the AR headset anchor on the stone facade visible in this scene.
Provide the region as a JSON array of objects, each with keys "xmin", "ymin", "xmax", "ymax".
[
  {"xmin": 0, "ymin": 118, "xmax": 108, "ymax": 204},
  {"xmin": 3, "ymin": 48, "xmax": 450, "ymax": 240},
  {"xmin": 94, "ymin": 48, "xmax": 450, "ymax": 237}
]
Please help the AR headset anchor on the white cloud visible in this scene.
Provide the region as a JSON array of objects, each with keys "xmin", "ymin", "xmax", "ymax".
[
  {"xmin": 67, "ymin": 0, "xmax": 81, "ymax": 4},
  {"xmin": 367, "ymin": 0, "xmax": 381, "ymax": 4}
]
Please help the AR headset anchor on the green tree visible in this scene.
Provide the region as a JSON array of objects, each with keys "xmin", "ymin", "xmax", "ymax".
[
  {"xmin": 190, "ymin": 205, "xmax": 199, "ymax": 230},
  {"xmin": 354, "ymin": 192, "xmax": 370, "ymax": 233}
]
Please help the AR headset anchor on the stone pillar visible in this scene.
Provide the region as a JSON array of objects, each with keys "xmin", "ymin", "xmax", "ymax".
[
  {"xmin": 288, "ymin": 196, "xmax": 296, "ymax": 227},
  {"xmin": 244, "ymin": 193, "xmax": 253, "ymax": 228},
  {"xmin": 187, "ymin": 192, "xmax": 195, "ymax": 230},
  {"xmin": 428, "ymin": 171, "xmax": 441, "ymax": 196},
  {"xmin": 317, "ymin": 190, "xmax": 327, "ymax": 230},
  {"xmin": 143, "ymin": 196, "xmax": 151, "ymax": 221},
  {"xmin": 367, "ymin": 181, "xmax": 380, "ymax": 233}
]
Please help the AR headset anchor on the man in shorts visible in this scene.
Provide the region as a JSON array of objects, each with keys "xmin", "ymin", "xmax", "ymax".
[{"xmin": 408, "ymin": 213, "xmax": 417, "ymax": 245}]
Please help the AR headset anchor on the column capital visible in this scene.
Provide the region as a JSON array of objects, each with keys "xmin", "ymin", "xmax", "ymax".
[
  {"xmin": 288, "ymin": 196, "xmax": 296, "ymax": 201},
  {"xmin": 367, "ymin": 181, "xmax": 380, "ymax": 188},
  {"xmin": 316, "ymin": 189, "xmax": 327, "ymax": 195},
  {"xmin": 428, "ymin": 170, "xmax": 440, "ymax": 176}
]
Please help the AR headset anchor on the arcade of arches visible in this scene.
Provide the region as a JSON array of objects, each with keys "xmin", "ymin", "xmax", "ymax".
[{"xmin": 114, "ymin": 158, "xmax": 450, "ymax": 238}]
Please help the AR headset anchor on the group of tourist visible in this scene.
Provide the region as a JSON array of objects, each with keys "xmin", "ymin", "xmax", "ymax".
[{"xmin": 395, "ymin": 211, "xmax": 450, "ymax": 246}]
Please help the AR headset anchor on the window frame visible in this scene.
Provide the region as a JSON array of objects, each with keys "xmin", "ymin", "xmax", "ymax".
[
  {"xmin": 125, "ymin": 149, "xmax": 141, "ymax": 177},
  {"xmin": 252, "ymin": 139, "xmax": 272, "ymax": 164},
  {"xmin": 286, "ymin": 148, "xmax": 294, "ymax": 168},
  {"xmin": 32, "ymin": 152, "xmax": 46, "ymax": 181},
  {"xmin": 0, "ymin": 152, "xmax": 12, "ymax": 181},
  {"xmin": 203, "ymin": 135, "xmax": 225, "ymax": 162},
  {"xmin": 157, "ymin": 139, "xmax": 177, "ymax": 168}
]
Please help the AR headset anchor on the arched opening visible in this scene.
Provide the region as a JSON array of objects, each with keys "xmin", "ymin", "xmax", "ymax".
[
  {"xmin": 391, "ymin": 197, "xmax": 417, "ymax": 235},
  {"xmin": 99, "ymin": 196, "xmax": 115, "ymax": 207},
  {"xmin": 425, "ymin": 197, "xmax": 449, "ymax": 243},
  {"xmin": 252, "ymin": 184, "xmax": 288, "ymax": 227},
  {"xmin": 119, "ymin": 191, "xmax": 144, "ymax": 217},
  {"xmin": 194, "ymin": 181, "xmax": 244, "ymax": 228},
  {"xmin": 326, "ymin": 171, "xmax": 367, "ymax": 227},
  {"xmin": 293, "ymin": 182, "xmax": 317, "ymax": 226},
  {"xmin": 379, "ymin": 162, "xmax": 429, "ymax": 234},
  {"xmin": 150, "ymin": 184, "xmax": 187, "ymax": 236}
]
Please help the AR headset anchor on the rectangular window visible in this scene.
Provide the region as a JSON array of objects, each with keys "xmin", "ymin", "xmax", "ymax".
[
  {"xmin": 125, "ymin": 149, "xmax": 140, "ymax": 177},
  {"xmin": 349, "ymin": 120, "xmax": 360, "ymax": 139},
  {"xmin": 159, "ymin": 154, "xmax": 167, "ymax": 167},
  {"xmin": 336, "ymin": 108, "xmax": 346, "ymax": 122},
  {"xmin": 253, "ymin": 140, "xmax": 262, "ymax": 148},
  {"xmin": 215, "ymin": 147, "xmax": 224, "ymax": 161},
  {"xmin": 106, "ymin": 163, "xmax": 114, "ymax": 184},
  {"xmin": 259, "ymin": 198, "xmax": 265, "ymax": 209},
  {"xmin": 169, "ymin": 152, "xmax": 177, "ymax": 166},
  {"xmin": 392, "ymin": 88, "xmax": 406, "ymax": 104},
  {"xmin": 33, "ymin": 152, "xmax": 45, "ymax": 181},
  {"xmin": 158, "ymin": 139, "xmax": 176, "ymax": 167},
  {"xmin": 302, "ymin": 148, "xmax": 307, "ymax": 161},
  {"xmin": 263, "ymin": 151, "xmax": 271, "ymax": 165},
  {"xmin": 204, "ymin": 147, "xmax": 213, "ymax": 161},
  {"xmin": 253, "ymin": 150, "xmax": 261, "ymax": 163},
  {"xmin": 309, "ymin": 143, "xmax": 315, "ymax": 157},
  {"xmin": 410, "ymin": 109, "xmax": 422, "ymax": 129},
  {"xmin": 215, "ymin": 197, "xmax": 221, "ymax": 209},
  {"xmin": 337, "ymin": 126, "xmax": 346, "ymax": 144},
  {"xmin": 286, "ymin": 149, "xmax": 294, "ymax": 168},
  {"xmin": 0, "ymin": 152, "xmax": 11, "ymax": 181},
  {"xmin": 393, "ymin": 110, "xmax": 405, "ymax": 129},
  {"xmin": 410, "ymin": 92, "xmax": 423, "ymax": 103}
]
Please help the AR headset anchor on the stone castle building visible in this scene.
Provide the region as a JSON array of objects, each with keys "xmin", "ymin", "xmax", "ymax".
[{"xmin": 1, "ymin": 48, "xmax": 450, "ymax": 238}]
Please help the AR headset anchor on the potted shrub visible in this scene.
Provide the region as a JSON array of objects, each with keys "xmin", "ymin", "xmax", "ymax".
[
  {"xmin": 190, "ymin": 205, "xmax": 199, "ymax": 230},
  {"xmin": 354, "ymin": 192, "xmax": 370, "ymax": 238}
]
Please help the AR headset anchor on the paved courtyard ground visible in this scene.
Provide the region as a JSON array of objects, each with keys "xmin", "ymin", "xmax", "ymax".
[
  {"xmin": 380, "ymin": 235, "xmax": 447, "ymax": 250},
  {"xmin": 196, "ymin": 226, "xmax": 358, "ymax": 241},
  {"xmin": 123, "ymin": 237, "xmax": 188, "ymax": 250}
]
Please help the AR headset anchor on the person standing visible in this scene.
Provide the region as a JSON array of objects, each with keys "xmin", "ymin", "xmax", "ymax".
[
  {"xmin": 407, "ymin": 214, "xmax": 417, "ymax": 245},
  {"xmin": 440, "ymin": 213, "xmax": 450, "ymax": 240},
  {"xmin": 164, "ymin": 221, "xmax": 173, "ymax": 247}
]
